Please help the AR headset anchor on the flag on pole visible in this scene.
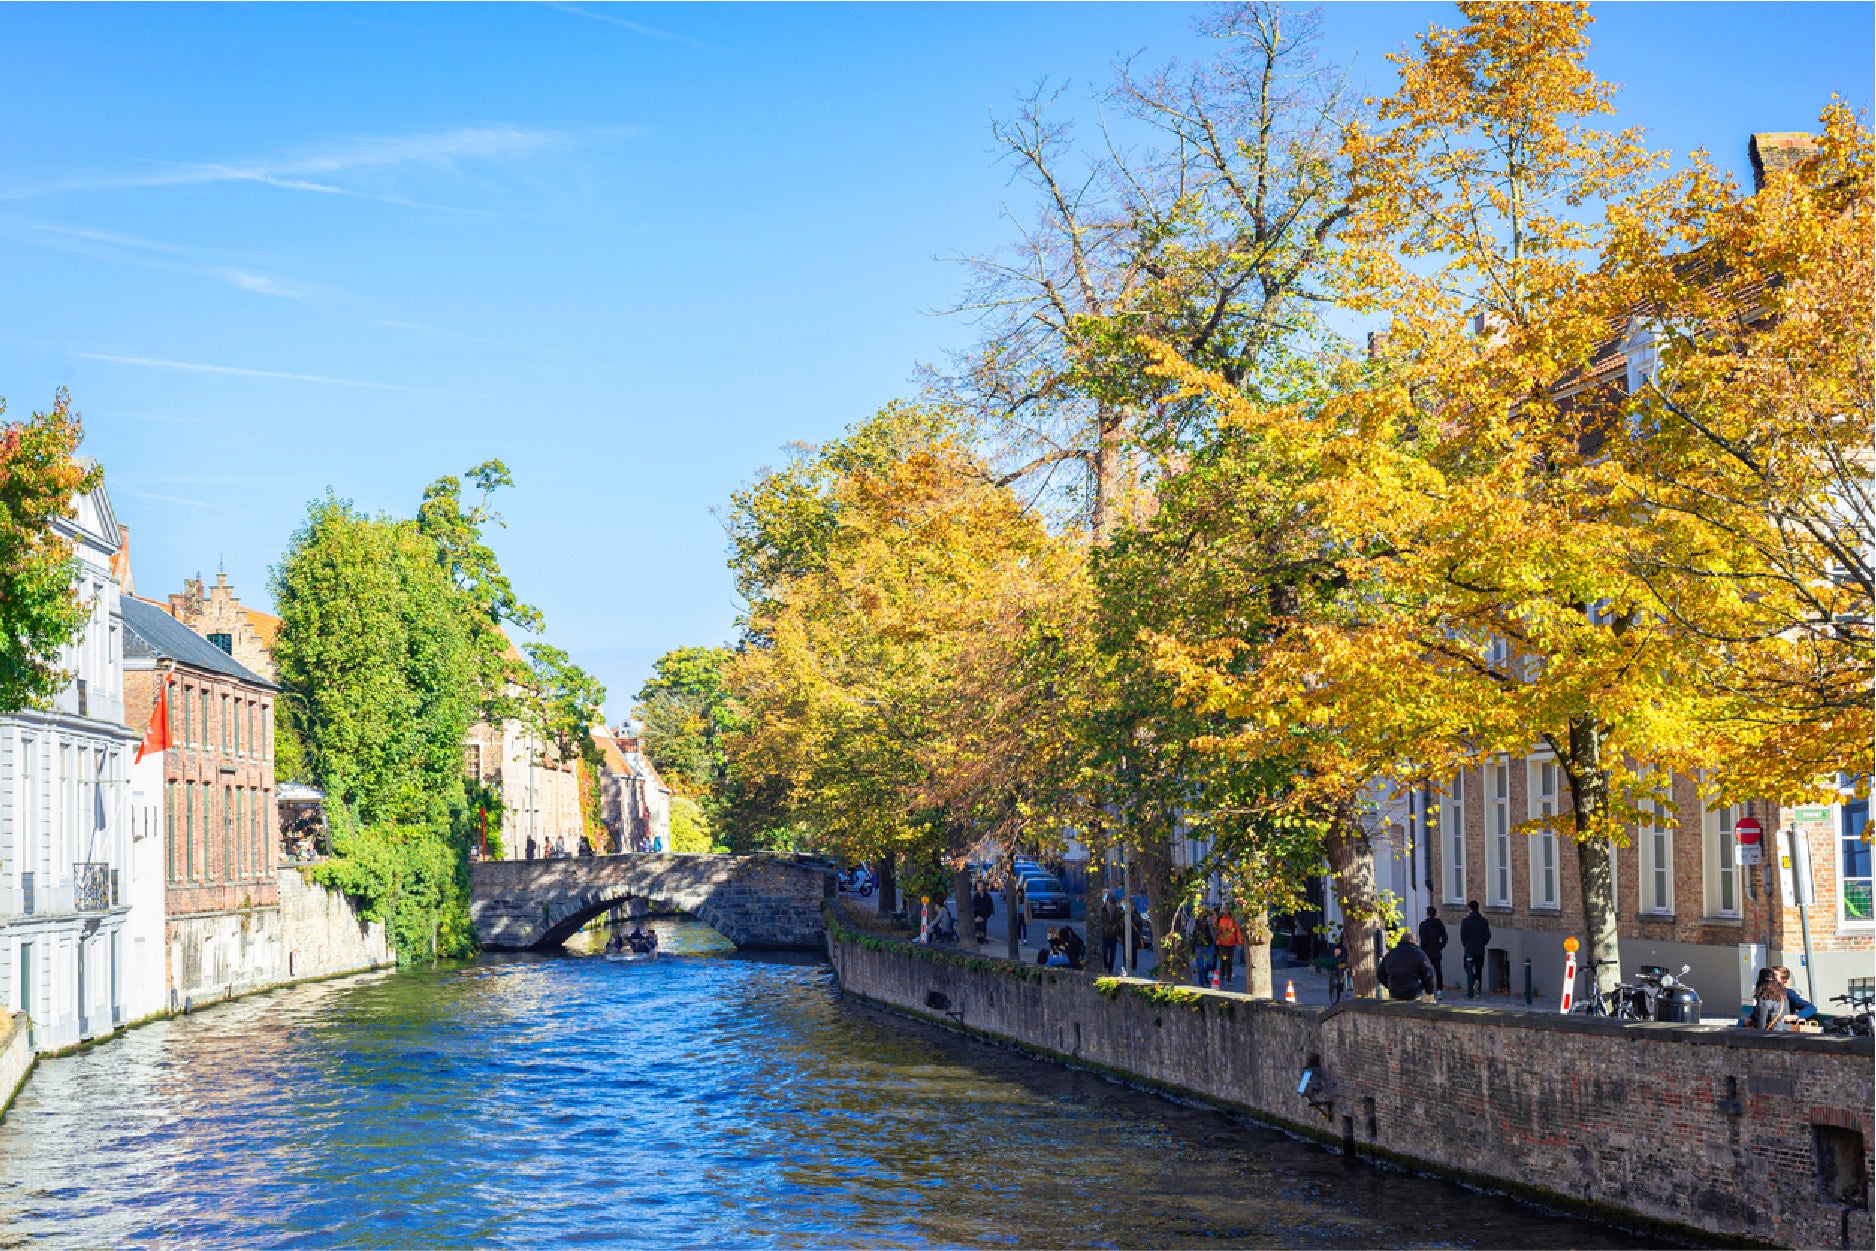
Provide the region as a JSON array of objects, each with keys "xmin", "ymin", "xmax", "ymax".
[{"xmin": 135, "ymin": 680, "xmax": 172, "ymax": 764}]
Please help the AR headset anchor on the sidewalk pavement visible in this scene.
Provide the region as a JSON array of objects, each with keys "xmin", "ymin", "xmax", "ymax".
[{"xmin": 947, "ymin": 893, "xmax": 1591, "ymax": 1016}]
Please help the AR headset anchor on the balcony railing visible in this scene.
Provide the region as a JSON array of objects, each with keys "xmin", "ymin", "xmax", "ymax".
[{"xmin": 73, "ymin": 863, "xmax": 113, "ymax": 913}]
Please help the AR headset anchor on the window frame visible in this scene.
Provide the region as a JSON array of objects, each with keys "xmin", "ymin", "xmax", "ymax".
[
  {"xmin": 1703, "ymin": 802, "xmax": 1742, "ymax": 919},
  {"xmin": 1527, "ymin": 756, "xmax": 1561, "ymax": 909},
  {"xmin": 1488, "ymin": 759, "xmax": 1512, "ymax": 907},
  {"xmin": 1443, "ymin": 771, "xmax": 1467, "ymax": 904},
  {"xmin": 1841, "ymin": 795, "xmax": 1872, "ymax": 927}
]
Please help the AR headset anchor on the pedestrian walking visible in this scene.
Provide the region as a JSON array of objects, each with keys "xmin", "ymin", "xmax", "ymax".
[
  {"xmin": 1188, "ymin": 907, "xmax": 1215, "ymax": 985},
  {"xmin": 526, "ymin": 835, "xmax": 537, "ymax": 861},
  {"xmin": 1459, "ymin": 901, "xmax": 1491, "ymax": 998},
  {"xmin": 1100, "ymin": 894, "xmax": 1122, "ymax": 972},
  {"xmin": 971, "ymin": 883, "xmax": 994, "ymax": 943},
  {"xmin": 1213, "ymin": 910, "xmax": 1241, "ymax": 988},
  {"xmin": 1380, "ymin": 931, "xmax": 1438, "ymax": 1001},
  {"xmin": 1418, "ymin": 905, "xmax": 1449, "ymax": 997}
]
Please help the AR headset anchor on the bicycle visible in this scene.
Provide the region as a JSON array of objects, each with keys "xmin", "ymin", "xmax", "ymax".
[
  {"xmin": 1824, "ymin": 990, "xmax": 1873, "ymax": 1037},
  {"xmin": 1574, "ymin": 960, "xmax": 1643, "ymax": 1018}
]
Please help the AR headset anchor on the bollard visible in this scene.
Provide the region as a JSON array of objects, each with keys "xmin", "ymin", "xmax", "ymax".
[{"xmin": 1524, "ymin": 957, "xmax": 1534, "ymax": 1005}]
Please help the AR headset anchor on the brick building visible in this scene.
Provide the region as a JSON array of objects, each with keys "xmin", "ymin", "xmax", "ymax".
[
  {"xmin": 121, "ymin": 597, "xmax": 283, "ymax": 1007},
  {"xmin": 163, "ymin": 570, "xmax": 281, "ymax": 682}
]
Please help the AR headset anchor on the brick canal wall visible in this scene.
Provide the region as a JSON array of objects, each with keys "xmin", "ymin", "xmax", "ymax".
[{"xmin": 827, "ymin": 915, "xmax": 1874, "ymax": 1248}]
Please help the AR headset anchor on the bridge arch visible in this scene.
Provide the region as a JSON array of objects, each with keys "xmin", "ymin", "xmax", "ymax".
[{"xmin": 468, "ymin": 853, "xmax": 834, "ymax": 952}]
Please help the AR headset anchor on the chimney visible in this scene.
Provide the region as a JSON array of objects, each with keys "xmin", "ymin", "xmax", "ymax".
[
  {"xmin": 1749, "ymin": 132, "xmax": 1816, "ymax": 191},
  {"xmin": 110, "ymin": 524, "xmax": 135, "ymax": 595}
]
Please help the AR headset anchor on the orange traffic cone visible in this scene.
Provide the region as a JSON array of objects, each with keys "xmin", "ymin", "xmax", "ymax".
[{"xmin": 1284, "ymin": 979, "xmax": 1297, "ymax": 1004}]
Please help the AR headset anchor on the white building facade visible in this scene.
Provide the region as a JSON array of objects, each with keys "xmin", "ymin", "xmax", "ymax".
[{"xmin": 0, "ymin": 480, "xmax": 151, "ymax": 1050}]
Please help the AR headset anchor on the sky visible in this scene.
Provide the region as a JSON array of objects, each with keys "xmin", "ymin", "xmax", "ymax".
[{"xmin": 1, "ymin": 2, "xmax": 1870, "ymax": 720}]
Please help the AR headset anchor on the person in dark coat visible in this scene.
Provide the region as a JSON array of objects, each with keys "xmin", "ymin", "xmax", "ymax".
[
  {"xmin": 971, "ymin": 884, "xmax": 995, "ymax": 943},
  {"xmin": 1058, "ymin": 925, "xmax": 1086, "ymax": 970},
  {"xmin": 1418, "ymin": 905, "xmax": 1450, "ymax": 997},
  {"xmin": 1380, "ymin": 932, "xmax": 1438, "ymax": 1001},
  {"xmin": 1459, "ymin": 901, "xmax": 1491, "ymax": 998}
]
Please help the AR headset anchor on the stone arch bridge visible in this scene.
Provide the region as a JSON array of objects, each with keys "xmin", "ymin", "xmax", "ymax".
[{"xmin": 469, "ymin": 853, "xmax": 835, "ymax": 951}]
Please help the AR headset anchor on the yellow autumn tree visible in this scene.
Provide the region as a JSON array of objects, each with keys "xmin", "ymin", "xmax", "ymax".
[{"xmin": 727, "ymin": 405, "xmax": 1090, "ymax": 910}]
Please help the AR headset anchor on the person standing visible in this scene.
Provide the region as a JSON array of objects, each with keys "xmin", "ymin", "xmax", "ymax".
[
  {"xmin": 526, "ymin": 835, "xmax": 538, "ymax": 861},
  {"xmin": 1380, "ymin": 931, "xmax": 1438, "ymax": 1001},
  {"xmin": 1191, "ymin": 907, "xmax": 1216, "ymax": 986},
  {"xmin": 1418, "ymin": 905, "xmax": 1450, "ymax": 998},
  {"xmin": 1014, "ymin": 879, "xmax": 1028, "ymax": 943},
  {"xmin": 1213, "ymin": 910, "xmax": 1242, "ymax": 989},
  {"xmin": 1459, "ymin": 901, "xmax": 1491, "ymax": 998},
  {"xmin": 1100, "ymin": 894, "xmax": 1122, "ymax": 973},
  {"xmin": 971, "ymin": 883, "xmax": 994, "ymax": 943}
]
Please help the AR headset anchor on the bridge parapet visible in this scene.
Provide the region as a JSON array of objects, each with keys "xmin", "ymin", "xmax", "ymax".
[{"xmin": 469, "ymin": 853, "xmax": 836, "ymax": 951}]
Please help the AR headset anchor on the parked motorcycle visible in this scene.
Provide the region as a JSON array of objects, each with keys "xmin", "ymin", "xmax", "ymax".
[{"xmin": 1824, "ymin": 989, "xmax": 1874, "ymax": 1037}]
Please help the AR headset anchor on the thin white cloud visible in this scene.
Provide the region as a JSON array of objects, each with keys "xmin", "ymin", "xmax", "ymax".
[
  {"xmin": 74, "ymin": 352, "xmax": 406, "ymax": 391},
  {"xmin": 545, "ymin": 3, "xmax": 717, "ymax": 51},
  {"xmin": 125, "ymin": 489, "xmax": 212, "ymax": 509},
  {"xmin": 1, "ymin": 125, "xmax": 572, "ymax": 203},
  {"xmin": 14, "ymin": 219, "xmax": 328, "ymax": 301}
]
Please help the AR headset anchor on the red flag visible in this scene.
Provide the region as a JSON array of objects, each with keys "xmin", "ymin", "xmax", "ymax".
[{"xmin": 135, "ymin": 680, "xmax": 172, "ymax": 763}]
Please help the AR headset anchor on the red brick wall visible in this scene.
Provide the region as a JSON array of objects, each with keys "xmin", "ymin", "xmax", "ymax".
[{"xmin": 125, "ymin": 663, "xmax": 277, "ymax": 914}]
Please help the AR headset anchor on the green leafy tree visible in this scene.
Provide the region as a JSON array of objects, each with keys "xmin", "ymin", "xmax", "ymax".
[
  {"xmin": 0, "ymin": 390, "xmax": 102, "ymax": 715},
  {"xmin": 272, "ymin": 492, "xmax": 480, "ymax": 959},
  {"xmin": 418, "ymin": 460, "xmax": 543, "ymax": 722}
]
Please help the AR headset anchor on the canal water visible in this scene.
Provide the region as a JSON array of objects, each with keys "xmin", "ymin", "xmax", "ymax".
[{"xmin": 0, "ymin": 921, "xmax": 1664, "ymax": 1248}]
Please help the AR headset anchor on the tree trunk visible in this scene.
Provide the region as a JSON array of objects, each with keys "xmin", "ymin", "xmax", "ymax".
[
  {"xmin": 1089, "ymin": 406, "xmax": 1125, "ymax": 544},
  {"xmin": 1561, "ymin": 714, "xmax": 1621, "ymax": 1005},
  {"xmin": 1325, "ymin": 799, "xmax": 1379, "ymax": 997},
  {"xmin": 1243, "ymin": 907, "xmax": 1273, "ymax": 999},
  {"xmin": 875, "ymin": 852, "xmax": 897, "ymax": 918},
  {"xmin": 1005, "ymin": 845, "xmax": 1022, "ymax": 963},
  {"xmin": 953, "ymin": 864, "xmax": 974, "ymax": 946},
  {"xmin": 1138, "ymin": 835, "xmax": 1178, "ymax": 983}
]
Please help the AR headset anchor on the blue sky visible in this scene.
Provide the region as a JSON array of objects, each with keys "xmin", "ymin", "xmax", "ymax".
[{"xmin": 2, "ymin": 2, "xmax": 1869, "ymax": 719}]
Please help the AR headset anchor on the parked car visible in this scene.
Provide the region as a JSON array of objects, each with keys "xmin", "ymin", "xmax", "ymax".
[{"xmin": 1022, "ymin": 875, "xmax": 1072, "ymax": 919}]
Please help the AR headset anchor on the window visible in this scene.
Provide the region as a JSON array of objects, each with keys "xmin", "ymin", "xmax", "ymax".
[
  {"xmin": 224, "ymin": 786, "xmax": 234, "ymax": 883},
  {"xmin": 1641, "ymin": 797, "xmax": 1673, "ymax": 915},
  {"xmin": 182, "ymin": 687, "xmax": 192, "ymax": 746},
  {"xmin": 234, "ymin": 702, "xmax": 242, "ymax": 758},
  {"xmin": 207, "ymin": 632, "xmax": 233, "ymax": 656},
  {"xmin": 1704, "ymin": 803, "xmax": 1741, "ymax": 918},
  {"xmin": 1528, "ymin": 758, "xmax": 1560, "ymax": 909},
  {"xmin": 220, "ymin": 695, "xmax": 229, "ymax": 755},
  {"xmin": 1443, "ymin": 771, "xmax": 1467, "ymax": 902},
  {"xmin": 247, "ymin": 703, "xmax": 256, "ymax": 761},
  {"xmin": 185, "ymin": 785, "xmax": 196, "ymax": 879},
  {"xmin": 200, "ymin": 690, "xmax": 210, "ymax": 750},
  {"xmin": 263, "ymin": 705, "xmax": 272, "ymax": 761},
  {"xmin": 1489, "ymin": 761, "xmax": 1512, "ymax": 906},
  {"xmin": 251, "ymin": 789, "xmax": 263, "ymax": 875},
  {"xmin": 1843, "ymin": 797, "xmax": 1872, "ymax": 924},
  {"xmin": 166, "ymin": 781, "xmax": 176, "ymax": 881}
]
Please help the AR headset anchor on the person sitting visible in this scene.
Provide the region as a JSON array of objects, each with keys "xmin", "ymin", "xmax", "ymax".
[
  {"xmin": 1057, "ymin": 925, "xmax": 1086, "ymax": 970},
  {"xmin": 1379, "ymin": 931, "xmax": 1437, "ymax": 1002},
  {"xmin": 605, "ymin": 932, "xmax": 623, "ymax": 953},
  {"xmin": 626, "ymin": 924, "xmax": 655, "ymax": 954}
]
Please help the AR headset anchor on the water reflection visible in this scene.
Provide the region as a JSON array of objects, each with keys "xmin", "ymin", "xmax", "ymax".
[{"xmin": 0, "ymin": 921, "xmax": 1666, "ymax": 1248}]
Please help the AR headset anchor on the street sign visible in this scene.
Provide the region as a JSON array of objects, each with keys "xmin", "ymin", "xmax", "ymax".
[
  {"xmin": 1794, "ymin": 805, "xmax": 1831, "ymax": 823},
  {"xmin": 1735, "ymin": 816, "xmax": 1764, "ymax": 865}
]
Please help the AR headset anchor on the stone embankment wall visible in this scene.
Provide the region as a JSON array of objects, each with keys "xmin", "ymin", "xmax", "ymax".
[
  {"xmin": 828, "ymin": 916, "xmax": 1873, "ymax": 1249},
  {"xmin": 278, "ymin": 870, "xmax": 390, "ymax": 982},
  {"xmin": 471, "ymin": 853, "xmax": 834, "ymax": 950},
  {"xmin": 165, "ymin": 871, "xmax": 390, "ymax": 1011},
  {"xmin": 0, "ymin": 1012, "xmax": 31, "ymax": 1119}
]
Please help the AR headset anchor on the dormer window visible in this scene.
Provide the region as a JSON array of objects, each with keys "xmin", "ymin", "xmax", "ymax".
[
  {"xmin": 208, "ymin": 633, "xmax": 233, "ymax": 656},
  {"xmin": 1622, "ymin": 319, "xmax": 1658, "ymax": 396}
]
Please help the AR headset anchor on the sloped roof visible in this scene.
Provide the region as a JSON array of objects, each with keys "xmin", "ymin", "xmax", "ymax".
[
  {"xmin": 243, "ymin": 606, "xmax": 281, "ymax": 650},
  {"xmin": 121, "ymin": 596, "xmax": 277, "ymax": 690}
]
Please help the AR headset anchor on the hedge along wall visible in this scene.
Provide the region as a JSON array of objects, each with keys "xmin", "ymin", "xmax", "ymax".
[{"xmin": 825, "ymin": 909, "xmax": 1873, "ymax": 1249}]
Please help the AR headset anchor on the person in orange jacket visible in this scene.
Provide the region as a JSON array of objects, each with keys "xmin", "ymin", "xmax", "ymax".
[{"xmin": 1213, "ymin": 910, "xmax": 1242, "ymax": 987}]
